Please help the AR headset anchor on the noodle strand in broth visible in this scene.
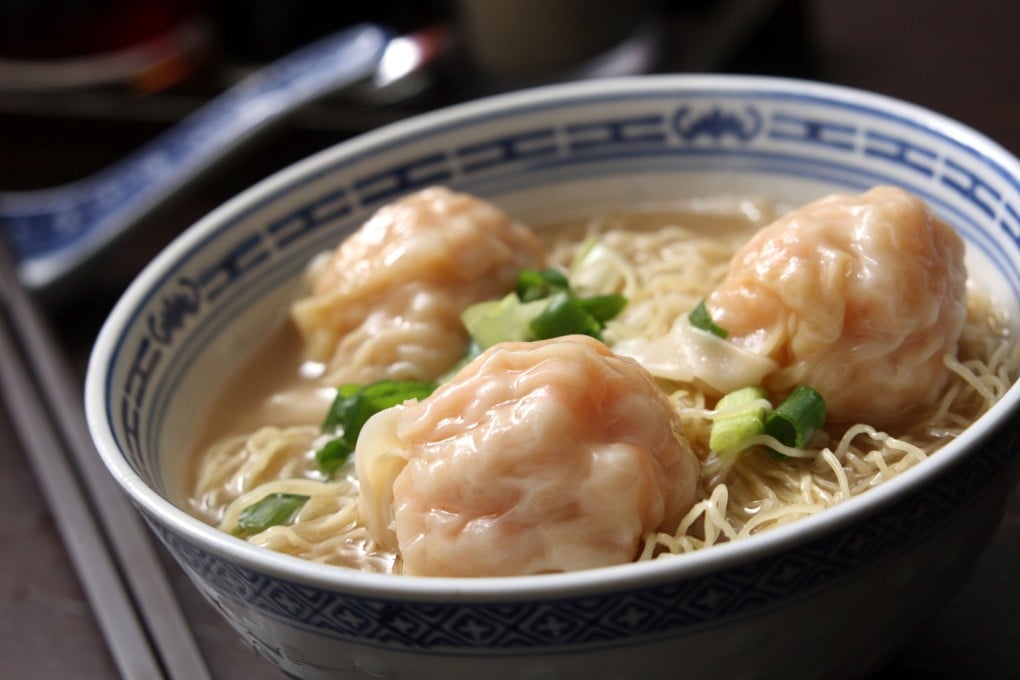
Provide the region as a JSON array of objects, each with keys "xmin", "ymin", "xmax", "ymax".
[{"xmin": 185, "ymin": 192, "xmax": 1019, "ymax": 573}]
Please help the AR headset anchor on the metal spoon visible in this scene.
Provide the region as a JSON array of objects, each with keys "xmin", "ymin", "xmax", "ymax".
[{"xmin": 0, "ymin": 23, "xmax": 442, "ymax": 294}]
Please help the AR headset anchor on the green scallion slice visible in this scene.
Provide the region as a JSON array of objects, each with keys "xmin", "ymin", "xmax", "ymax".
[
  {"xmin": 577, "ymin": 293, "xmax": 627, "ymax": 322},
  {"xmin": 234, "ymin": 493, "xmax": 310, "ymax": 538},
  {"xmin": 317, "ymin": 380, "xmax": 436, "ymax": 475},
  {"xmin": 322, "ymin": 380, "xmax": 436, "ymax": 433},
  {"xmin": 709, "ymin": 386, "xmax": 769, "ymax": 454},
  {"xmin": 516, "ymin": 267, "xmax": 571, "ymax": 302},
  {"xmin": 529, "ymin": 291, "xmax": 603, "ymax": 340},
  {"xmin": 765, "ymin": 385, "xmax": 827, "ymax": 451},
  {"xmin": 315, "ymin": 437, "xmax": 355, "ymax": 477},
  {"xmin": 460, "ymin": 293, "xmax": 550, "ymax": 348},
  {"xmin": 460, "ymin": 264, "xmax": 628, "ymax": 353},
  {"xmin": 689, "ymin": 300, "xmax": 729, "ymax": 338}
]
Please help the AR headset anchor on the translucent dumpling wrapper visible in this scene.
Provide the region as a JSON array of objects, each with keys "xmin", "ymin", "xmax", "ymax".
[
  {"xmin": 355, "ymin": 335, "xmax": 700, "ymax": 577},
  {"xmin": 615, "ymin": 186, "xmax": 967, "ymax": 425},
  {"xmin": 707, "ymin": 185, "xmax": 967, "ymax": 424},
  {"xmin": 614, "ymin": 317, "xmax": 781, "ymax": 395},
  {"xmin": 291, "ymin": 186, "xmax": 546, "ymax": 384}
]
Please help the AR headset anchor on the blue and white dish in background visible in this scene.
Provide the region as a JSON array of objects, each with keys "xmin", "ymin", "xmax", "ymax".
[
  {"xmin": 1, "ymin": 23, "xmax": 392, "ymax": 291},
  {"xmin": 86, "ymin": 76, "xmax": 1020, "ymax": 679}
]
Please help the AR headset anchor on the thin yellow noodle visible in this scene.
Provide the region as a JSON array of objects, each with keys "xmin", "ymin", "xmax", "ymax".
[
  {"xmin": 218, "ymin": 478, "xmax": 397, "ymax": 572},
  {"xmin": 738, "ymin": 504, "xmax": 824, "ymax": 537},
  {"xmin": 187, "ymin": 205, "xmax": 1018, "ymax": 572},
  {"xmin": 928, "ymin": 380, "xmax": 964, "ymax": 425},
  {"xmin": 191, "ymin": 425, "xmax": 321, "ymax": 525},
  {"xmin": 818, "ymin": 449, "xmax": 851, "ymax": 501},
  {"xmin": 842, "ymin": 450, "xmax": 872, "ymax": 475}
]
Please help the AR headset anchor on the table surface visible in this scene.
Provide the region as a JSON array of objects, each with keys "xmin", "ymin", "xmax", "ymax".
[{"xmin": 2, "ymin": 1, "xmax": 1019, "ymax": 678}]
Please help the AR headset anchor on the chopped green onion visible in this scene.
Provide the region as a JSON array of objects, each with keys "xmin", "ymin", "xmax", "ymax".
[
  {"xmin": 460, "ymin": 265, "xmax": 628, "ymax": 355},
  {"xmin": 321, "ymin": 383, "xmax": 362, "ymax": 431},
  {"xmin": 710, "ymin": 386, "xmax": 769, "ymax": 454},
  {"xmin": 577, "ymin": 293, "xmax": 627, "ymax": 323},
  {"xmin": 322, "ymin": 380, "xmax": 436, "ymax": 432},
  {"xmin": 765, "ymin": 385, "xmax": 826, "ymax": 451},
  {"xmin": 460, "ymin": 293, "xmax": 550, "ymax": 349},
  {"xmin": 315, "ymin": 437, "xmax": 355, "ymax": 476},
  {"xmin": 708, "ymin": 385, "xmax": 826, "ymax": 461},
  {"xmin": 234, "ymin": 493, "xmax": 309, "ymax": 538},
  {"xmin": 529, "ymin": 291, "xmax": 603, "ymax": 340},
  {"xmin": 317, "ymin": 380, "xmax": 436, "ymax": 475},
  {"xmin": 689, "ymin": 300, "xmax": 729, "ymax": 338},
  {"xmin": 516, "ymin": 267, "xmax": 570, "ymax": 302}
]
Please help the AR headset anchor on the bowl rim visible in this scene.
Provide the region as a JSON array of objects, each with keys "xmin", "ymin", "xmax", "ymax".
[{"xmin": 86, "ymin": 73, "xmax": 1020, "ymax": 601}]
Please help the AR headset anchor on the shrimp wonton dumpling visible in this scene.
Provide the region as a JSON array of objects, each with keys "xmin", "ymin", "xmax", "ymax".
[
  {"xmin": 355, "ymin": 335, "xmax": 699, "ymax": 577},
  {"xmin": 291, "ymin": 187, "xmax": 546, "ymax": 384},
  {"xmin": 706, "ymin": 185, "xmax": 967, "ymax": 424}
]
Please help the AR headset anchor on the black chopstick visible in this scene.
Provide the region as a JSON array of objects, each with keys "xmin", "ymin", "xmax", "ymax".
[{"xmin": 0, "ymin": 240, "xmax": 211, "ymax": 680}]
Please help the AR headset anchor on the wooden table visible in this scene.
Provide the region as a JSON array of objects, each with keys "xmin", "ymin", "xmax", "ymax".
[{"xmin": 2, "ymin": 1, "xmax": 1018, "ymax": 677}]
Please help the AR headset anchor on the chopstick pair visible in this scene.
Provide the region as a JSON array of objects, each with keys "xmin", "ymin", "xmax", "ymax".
[{"xmin": 0, "ymin": 239, "xmax": 211, "ymax": 680}]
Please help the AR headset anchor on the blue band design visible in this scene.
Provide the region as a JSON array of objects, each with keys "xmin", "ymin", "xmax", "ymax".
[
  {"xmin": 95, "ymin": 82, "xmax": 1020, "ymax": 659},
  {"xmin": 110, "ymin": 91, "xmax": 1020, "ymax": 475},
  {"xmin": 145, "ymin": 419, "xmax": 1017, "ymax": 651}
]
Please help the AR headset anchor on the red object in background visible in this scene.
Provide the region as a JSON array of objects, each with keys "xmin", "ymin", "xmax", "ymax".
[
  {"xmin": 0, "ymin": 0, "xmax": 199, "ymax": 59},
  {"xmin": 0, "ymin": 0, "xmax": 211, "ymax": 92}
]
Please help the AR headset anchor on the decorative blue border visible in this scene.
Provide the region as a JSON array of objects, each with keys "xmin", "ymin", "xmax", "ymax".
[
  {"xmin": 145, "ymin": 418, "xmax": 1018, "ymax": 651},
  {"xmin": 96, "ymin": 85, "xmax": 1020, "ymax": 650},
  {"xmin": 138, "ymin": 149, "xmax": 1012, "ymax": 488},
  {"xmin": 108, "ymin": 88, "xmax": 1020, "ymax": 479}
]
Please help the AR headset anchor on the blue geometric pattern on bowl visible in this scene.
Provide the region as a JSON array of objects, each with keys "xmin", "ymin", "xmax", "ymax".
[
  {"xmin": 97, "ymin": 80, "xmax": 1020, "ymax": 657},
  {"xmin": 107, "ymin": 88, "xmax": 1020, "ymax": 486},
  {"xmin": 145, "ymin": 418, "xmax": 1017, "ymax": 651}
]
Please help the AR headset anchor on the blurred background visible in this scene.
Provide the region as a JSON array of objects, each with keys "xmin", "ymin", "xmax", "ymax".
[
  {"xmin": 1, "ymin": 0, "xmax": 1018, "ymax": 678},
  {"xmin": 4, "ymin": 0, "xmax": 1018, "ymax": 302}
]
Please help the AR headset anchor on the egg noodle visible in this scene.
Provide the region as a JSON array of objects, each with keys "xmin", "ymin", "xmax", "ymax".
[
  {"xmin": 188, "ymin": 201, "xmax": 1019, "ymax": 572},
  {"xmin": 543, "ymin": 207, "xmax": 1018, "ymax": 559}
]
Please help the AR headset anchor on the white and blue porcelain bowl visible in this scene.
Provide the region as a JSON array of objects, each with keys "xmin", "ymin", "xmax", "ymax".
[{"xmin": 86, "ymin": 75, "xmax": 1020, "ymax": 679}]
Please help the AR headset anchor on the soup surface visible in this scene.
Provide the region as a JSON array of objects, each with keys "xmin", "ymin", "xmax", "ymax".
[{"xmin": 184, "ymin": 187, "xmax": 1018, "ymax": 576}]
